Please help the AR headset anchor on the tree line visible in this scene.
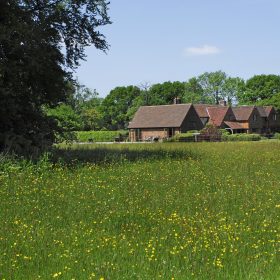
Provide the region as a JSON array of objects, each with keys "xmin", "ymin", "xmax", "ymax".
[{"xmin": 49, "ymin": 72, "xmax": 280, "ymax": 132}]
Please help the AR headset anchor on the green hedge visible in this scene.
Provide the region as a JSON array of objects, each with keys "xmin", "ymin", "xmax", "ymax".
[
  {"xmin": 169, "ymin": 132, "xmax": 261, "ymax": 142},
  {"xmin": 165, "ymin": 132, "xmax": 195, "ymax": 142},
  {"xmin": 75, "ymin": 130, "xmax": 128, "ymax": 142},
  {"xmin": 222, "ymin": 133, "xmax": 261, "ymax": 142}
]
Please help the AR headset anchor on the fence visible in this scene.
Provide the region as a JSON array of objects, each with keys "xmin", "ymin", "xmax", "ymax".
[{"xmin": 177, "ymin": 135, "xmax": 222, "ymax": 142}]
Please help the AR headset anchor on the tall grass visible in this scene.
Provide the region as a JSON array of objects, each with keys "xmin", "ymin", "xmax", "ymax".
[{"xmin": 0, "ymin": 142, "xmax": 280, "ymax": 279}]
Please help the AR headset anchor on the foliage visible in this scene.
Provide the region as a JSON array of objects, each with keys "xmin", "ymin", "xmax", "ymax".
[
  {"xmin": 75, "ymin": 130, "xmax": 128, "ymax": 142},
  {"xmin": 47, "ymin": 104, "xmax": 83, "ymax": 131},
  {"xmin": 1, "ymin": 142, "xmax": 280, "ymax": 279},
  {"xmin": 101, "ymin": 86, "xmax": 141, "ymax": 130},
  {"xmin": 219, "ymin": 129, "xmax": 231, "ymax": 135},
  {"xmin": 183, "ymin": 77, "xmax": 210, "ymax": 103},
  {"xmin": 81, "ymin": 108, "xmax": 104, "ymax": 131},
  {"xmin": 200, "ymin": 124, "xmax": 222, "ymax": 141},
  {"xmin": 197, "ymin": 71, "xmax": 227, "ymax": 104},
  {"xmin": 0, "ymin": 0, "xmax": 111, "ymax": 155},
  {"xmin": 239, "ymin": 75, "xmax": 280, "ymax": 104},
  {"xmin": 222, "ymin": 133, "xmax": 261, "ymax": 141},
  {"xmin": 257, "ymin": 92, "xmax": 280, "ymax": 111},
  {"xmin": 147, "ymin": 81, "xmax": 186, "ymax": 105},
  {"xmin": 223, "ymin": 77, "xmax": 245, "ymax": 105},
  {"xmin": 168, "ymin": 132, "xmax": 196, "ymax": 142},
  {"xmin": 46, "ymin": 104, "xmax": 84, "ymax": 142},
  {"xmin": 272, "ymin": 132, "xmax": 280, "ymax": 140}
]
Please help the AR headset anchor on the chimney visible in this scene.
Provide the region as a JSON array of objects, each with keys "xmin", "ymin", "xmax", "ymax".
[
  {"xmin": 219, "ymin": 99, "xmax": 227, "ymax": 106},
  {"xmin": 173, "ymin": 97, "xmax": 181, "ymax": 104}
]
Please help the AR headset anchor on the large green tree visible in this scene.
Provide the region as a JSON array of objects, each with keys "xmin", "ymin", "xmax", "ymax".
[
  {"xmin": 197, "ymin": 71, "xmax": 227, "ymax": 104},
  {"xmin": 222, "ymin": 77, "xmax": 245, "ymax": 105},
  {"xmin": 101, "ymin": 86, "xmax": 141, "ymax": 130},
  {"xmin": 147, "ymin": 81, "xmax": 185, "ymax": 105},
  {"xmin": 183, "ymin": 77, "xmax": 211, "ymax": 103},
  {"xmin": 0, "ymin": 0, "xmax": 111, "ymax": 155},
  {"xmin": 238, "ymin": 75, "xmax": 280, "ymax": 104}
]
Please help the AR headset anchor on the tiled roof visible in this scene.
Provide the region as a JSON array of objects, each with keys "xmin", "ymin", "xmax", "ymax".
[
  {"xmin": 224, "ymin": 121, "xmax": 246, "ymax": 130},
  {"xmin": 128, "ymin": 104, "xmax": 192, "ymax": 129},
  {"xmin": 207, "ymin": 106, "xmax": 229, "ymax": 126},
  {"xmin": 264, "ymin": 106, "xmax": 274, "ymax": 116},
  {"xmin": 232, "ymin": 106, "xmax": 255, "ymax": 121},
  {"xmin": 193, "ymin": 104, "xmax": 219, "ymax": 118},
  {"xmin": 193, "ymin": 104, "xmax": 210, "ymax": 118},
  {"xmin": 256, "ymin": 106, "xmax": 267, "ymax": 117}
]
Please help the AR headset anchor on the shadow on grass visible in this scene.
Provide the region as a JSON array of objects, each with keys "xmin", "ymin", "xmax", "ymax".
[{"xmin": 52, "ymin": 144, "xmax": 200, "ymax": 165}]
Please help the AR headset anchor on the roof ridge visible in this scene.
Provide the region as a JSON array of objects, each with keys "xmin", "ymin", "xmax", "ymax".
[{"xmin": 140, "ymin": 103, "xmax": 192, "ymax": 108}]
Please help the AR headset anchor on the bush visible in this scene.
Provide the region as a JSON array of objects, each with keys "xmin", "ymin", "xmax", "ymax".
[
  {"xmin": 167, "ymin": 132, "xmax": 195, "ymax": 142},
  {"xmin": 200, "ymin": 124, "xmax": 222, "ymax": 142},
  {"xmin": 273, "ymin": 132, "xmax": 280, "ymax": 140},
  {"xmin": 76, "ymin": 130, "xmax": 128, "ymax": 142},
  {"xmin": 222, "ymin": 133, "xmax": 261, "ymax": 142},
  {"xmin": 219, "ymin": 129, "xmax": 231, "ymax": 135}
]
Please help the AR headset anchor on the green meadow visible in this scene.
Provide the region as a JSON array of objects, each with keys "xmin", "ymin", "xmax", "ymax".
[{"xmin": 0, "ymin": 142, "xmax": 280, "ymax": 279}]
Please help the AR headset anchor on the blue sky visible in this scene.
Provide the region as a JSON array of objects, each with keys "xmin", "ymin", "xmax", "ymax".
[{"xmin": 76, "ymin": 0, "xmax": 280, "ymax": 97}]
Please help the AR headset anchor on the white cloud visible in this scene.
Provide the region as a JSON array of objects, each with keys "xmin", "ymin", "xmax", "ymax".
[{"xmin": 184, "ymin": 45, "xmax": 221, "ymax": 56}]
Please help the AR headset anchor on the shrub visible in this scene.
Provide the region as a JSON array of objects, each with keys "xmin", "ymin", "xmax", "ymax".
[
  {"xmin": 222, "ymin": 133, "xmax": 261, "ymax": 142},
  {"xmin": 219, "ymin": 129, "xmax": 231, "ymax": 135},
  {"xmin": 200, "ymin": 124, "xmax": 222, "ymax": 142},
  {"xmin": 273, "ymin": 132, "xmax": 280, "ymax": 140},
  {"xmin": 168, "ymin": 132, "xmax": 195, "ymax": 142}
]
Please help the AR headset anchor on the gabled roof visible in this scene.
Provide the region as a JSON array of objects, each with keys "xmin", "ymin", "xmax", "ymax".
[
  {"xmin": 193, "ymin": 104, "xmax": 219, "ymax": 118},
  {"xmin": 232, "ymin": 106, "xmax": 255, "ymax": 121},
  {"xmin": 264, "ymin": 106, "xmax": 274, "ymax": 116},
  {"xmin": 128, "ymin": 104, "xmax": 192, "ymax": 129},
  {"xmin": 207, "ymin": 106, "xmax": 229, "ymax": 126},
  {"xmin": 256, "ymin": 106, "xmax": 267, "ymax": 117},
  {"xmin": 224, "ymin": 121, "xmax": 246, "ymax": 130}
]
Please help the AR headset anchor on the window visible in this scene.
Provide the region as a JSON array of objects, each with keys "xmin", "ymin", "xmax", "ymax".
[
  {"xmin": 253, "ymin": 114, "xmax": 257, "ymax": 122},
  {"xmin": 273, "ymin": 114, "xmax": 277, "ymax": 121}
]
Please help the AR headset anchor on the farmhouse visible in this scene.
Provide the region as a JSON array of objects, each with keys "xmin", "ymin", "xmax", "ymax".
[
  {"xmin": 194, "ymin": 104, "xmax": 236, "ymax": 128},
  {"xmin": 128, "ymin": 103, "xmax": 203, "ymax": 141},
  {"xmin": 257, "ymin": 106, "xmax": 279, "ymax": 133},
  {"xmin": 231, "ymin": 105, "xmax": 280, "ymax": 134},
  {"xmin": 194, "ymin": 104, "xmax": 280, "ymax": 134},
  {"xmin": 128, "ymin": 101, "xmax": 280, "ymax": 141}
]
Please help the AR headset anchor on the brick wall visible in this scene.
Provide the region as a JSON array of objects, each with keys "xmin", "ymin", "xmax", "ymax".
[{"xmin": 140, "ymin": 129, "xmax": 167, "ymax": 140}]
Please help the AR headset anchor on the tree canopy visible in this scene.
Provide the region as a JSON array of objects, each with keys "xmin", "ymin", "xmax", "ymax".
[
  {"xmin": 0, "ymin": 0, "xmax": 111, "ymax": 155},
  {"xmin": 197, "ymin": 71, "xmax": 227, "ymax": 104},
  {"xmin": 101, "ymin": 86, "xmax": 141, "ymax": 130},
  {"xmin": 238, "ymin": 75, "xmax": 280, "ymax": 104}
]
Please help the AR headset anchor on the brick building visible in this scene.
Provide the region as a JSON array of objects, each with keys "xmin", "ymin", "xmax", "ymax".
[
  {"xmin": 128, "ymin": 102, "xmax": 280, "ymax": 141},
  {"xmin": 128, "ymin": 104, "xmax": 203, "ymax": 142}
]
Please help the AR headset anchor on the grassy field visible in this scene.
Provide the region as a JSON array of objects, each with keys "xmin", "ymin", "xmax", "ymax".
[{"xmin": 0, "ymin": 142, "xmax": 280, "ymax": 279}]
